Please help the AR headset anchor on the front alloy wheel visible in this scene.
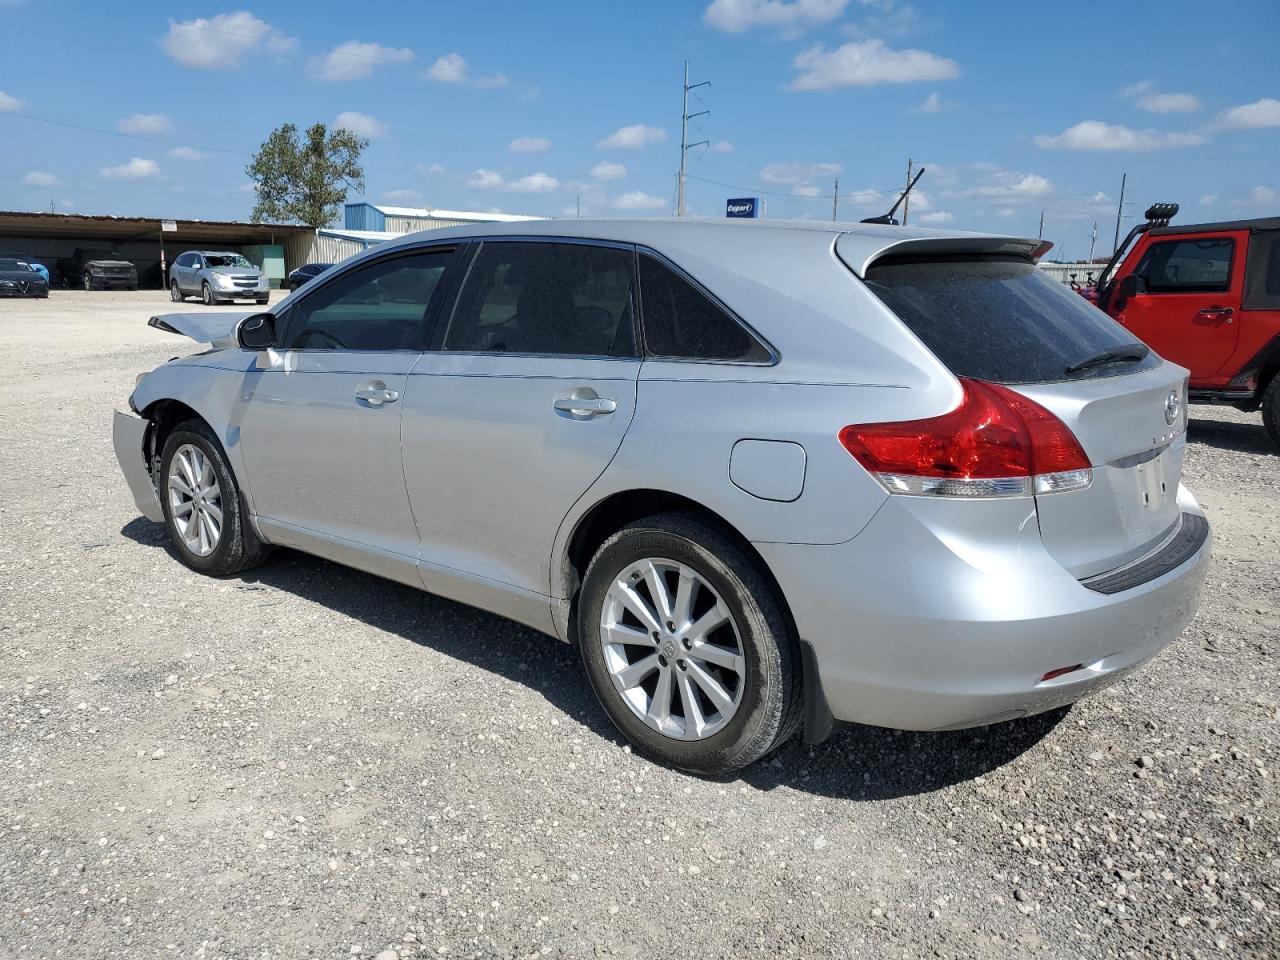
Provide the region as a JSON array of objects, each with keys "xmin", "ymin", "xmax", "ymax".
[
  {"xmin": 167, "ymin": 442, "xmax": 222, "ymax": 557},
  {"xmin": 82, "ymin": 273, "xmax": 93, "ymax": 291},
  {"xmin": 600, "ymin": 558, "xmax": 746, "ymax": 740},
  {"xmin": 170, "ymin": 281, "xmax": 182, "ymax": 302}
]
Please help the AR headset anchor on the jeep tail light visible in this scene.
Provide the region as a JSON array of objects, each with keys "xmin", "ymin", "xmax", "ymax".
[{"xmin": 838, "ymin": 378, "xmax": 1092, "ymax": 498}]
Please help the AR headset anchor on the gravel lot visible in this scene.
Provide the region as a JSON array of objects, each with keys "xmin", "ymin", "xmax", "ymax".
[{"xmin": 2, "ymin": 290, "xmax": 1277, "ymax": 959}]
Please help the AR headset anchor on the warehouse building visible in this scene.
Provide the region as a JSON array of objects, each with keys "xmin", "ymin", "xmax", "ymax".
[{"xmin": 0, "ymin": 204, "xmax": 541, "ymax": 288}]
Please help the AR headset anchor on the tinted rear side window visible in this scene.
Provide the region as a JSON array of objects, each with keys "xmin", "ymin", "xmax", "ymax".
[
  {"xmin": 638, "ymin": 254, "xmax": 771, "ymax": 363},
  {"xmin": 445, "ymin": 241, "xmax": 637, "ymax": 357},
  {"xmin": 864, "ymin": 256, "xmax": 1160, "ymax": 384}
]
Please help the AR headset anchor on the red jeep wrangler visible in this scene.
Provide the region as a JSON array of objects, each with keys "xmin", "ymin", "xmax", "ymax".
[{"xmin": 1094, "ymin": 203, "xmax": 1280, "ymax": 448}]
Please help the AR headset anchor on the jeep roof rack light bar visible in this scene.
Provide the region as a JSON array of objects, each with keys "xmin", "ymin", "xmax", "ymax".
[
  {"xmin": 861, "ymin": 167, "xmax": 926, "ymax": 226},
  {"xmin": 1096, "ymin": 201, "xmax": 1179, "ymax": 294}
]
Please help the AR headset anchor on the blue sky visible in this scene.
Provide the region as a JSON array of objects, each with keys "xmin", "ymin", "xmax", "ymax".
[{"xmin": 1, "ymin": 0, "xmax": 1277, "ymax": 258}]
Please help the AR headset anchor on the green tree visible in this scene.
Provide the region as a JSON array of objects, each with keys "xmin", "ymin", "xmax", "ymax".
[{"xmin": 246, "ymin": 122, "xmax": 367, "ymax": 227}]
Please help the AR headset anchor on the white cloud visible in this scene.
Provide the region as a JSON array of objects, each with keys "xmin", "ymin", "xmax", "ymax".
[
  {"xmin": 759, "ymin": 161, "xmax": 841, "ymax": 184},
  {"xmin": 418, "ymin": 162, "xmax": 446, "ymax": 175},
  {"xmin": 428, "ymin": 53, "xmax": 468, "ymax": 83},
  {"xmin": 1136, "ymin": 92, "xmax": 1200, "ymax": 113},
  {"xmin": 709, "ymin": 140, "xmax": 734, "ymax": 153},
  {"xmin": 0, "ymin": 90, "xmax": 25, "ymax": 112},
  {"xmin": 1214, "ymin": 98, "xmax": 1280, "ymax": 130},
  {"xmin": 23, "ymin": 171, "xmax": 59, "ymax": 186},
  {"xmin": 334, "ymin": 111, "xmax": 389, "ymax": 138},
  {"xmin": 1198, "ymin": 193, "xmax": 1217, "ymax": 206},
  {"xmin": 467, "ymin": 169, "xmax": 559, "ymax": 193},
  {"xmin": 100, "ymin": 157, "xmax": 161, "ymax": 180},
  {"xmin": 597, "ymin": 124, "xmax": 668, "ymax": 150},
  {"xmin": 509, "ymin": 136, "xmax": 551, "ymax": 153},
  {"xmin": 789, "ymin": 39, "xmax": 959, "ymax": 91},
  {"xmin": 384, "ymin": 188, "xmax": 423, "ymax": 202},
  {"xmin": 118, "ymin": 113, "xmax": 172, "ymax": 134},
  {"xmin": 168, "ymin": 146, "xmax": 204, "ymax": 160},
  {"xmin": 703, "ymin": 0, "xmax": 849, "ymax": 33},
  {"xmin": 475, "ymin": 72, "xmax": 509, "ymax": 88},
  {"xmin": 965, "ymin": 171, "xmax": 1053, "ymax": 199},
  {"xmin": 162, "ymin": 12, "xmax": 296, "ymax": 69},
  {"xmin": 916, "ymin": 210, "xmax": 953, "ymax": 224},
  {"xmin": 1252, "ymin": 185, "xmax": 1278, "ymax": 205},
  {"xmin": 591, "ymin": 161, "xmax": 627, "ymax": 180},
  {"xmin": 912, "ymin": 91, "xmax": 949, "ymax": 113},
  {"xmin": 792, "ymin": 185, "xmax": 822, "ymax": 198},
  {"xmin": 1034, "ymin": 120, "xmax": 1204, "ymax": 151},
  {"xmin": 614, "ymin": 191, "xmax": 668, "ymax": 211},
  {"xmin": 311, "ymin": 41, "xmax": 413, "ymax": 81}
]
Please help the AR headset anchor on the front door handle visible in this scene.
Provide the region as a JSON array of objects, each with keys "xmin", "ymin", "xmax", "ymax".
[
  {"xmin": 1198, "ymin": 306, "xmax": 1234, "ymax": 322},
  {"xmin": 553, "ymin": 389, "xmax": 617, "ymax": 419},
  {"xmin": 355, "ymin": 381, "xmax": 400, "ymax": 406}
]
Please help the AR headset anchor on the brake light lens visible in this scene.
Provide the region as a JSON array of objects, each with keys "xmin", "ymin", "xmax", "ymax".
[{"xmin": 839, "ymin": 378, "xmax": 1092, "ymax": 498}]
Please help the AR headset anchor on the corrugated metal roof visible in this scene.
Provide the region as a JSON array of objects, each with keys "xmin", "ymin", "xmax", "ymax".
[{"xmin": 0, "ymin": 210, "xmax": 311, "ymax": 242}]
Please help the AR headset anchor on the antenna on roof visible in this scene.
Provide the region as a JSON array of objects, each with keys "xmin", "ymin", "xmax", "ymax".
[{"xmin": 861, "ymin": 167, "xmax": 926, "ymax": 226}]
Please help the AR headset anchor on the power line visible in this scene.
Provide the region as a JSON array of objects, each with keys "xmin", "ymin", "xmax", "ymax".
[{"xmin": 684, "ymin": 172, "xmax": 899, "ymax": 202}]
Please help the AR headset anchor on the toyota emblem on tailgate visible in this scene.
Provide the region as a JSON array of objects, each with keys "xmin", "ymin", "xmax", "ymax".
[{"xmin": 1164, "ymin": 390, "xmax": 1180, "ymax": 425}]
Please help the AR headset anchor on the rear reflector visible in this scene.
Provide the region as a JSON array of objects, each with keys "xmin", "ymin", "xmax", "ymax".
[{"xmin": 839, "ymin": 378, "xmax": 1092, "ymax": 498}]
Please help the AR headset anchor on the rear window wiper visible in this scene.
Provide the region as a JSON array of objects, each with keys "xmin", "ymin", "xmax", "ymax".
[{"xmin": 1065, "ymin": 343, "xmax": 1150, "ymax": 375}]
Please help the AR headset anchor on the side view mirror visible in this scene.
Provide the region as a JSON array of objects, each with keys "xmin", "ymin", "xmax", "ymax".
[
  {"xmin": 1118, "ymin": 274, "xmax": 1146, "ymax": 299},
  {"xmin": 237, "ymin": 313, "xmax": 276, "ymax": 350}
]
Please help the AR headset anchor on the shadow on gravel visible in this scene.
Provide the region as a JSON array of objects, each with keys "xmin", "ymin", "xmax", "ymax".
[
  {"xmin": 1188, "ymin": 416, "xmax": 1275, "ymax": 456},
  {"xmin": 122, "ymin": 516, "xmax": 1066, "ymax": 800}
]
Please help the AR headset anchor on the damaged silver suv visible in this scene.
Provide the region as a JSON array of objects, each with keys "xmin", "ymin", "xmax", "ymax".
[{"xmin": 169, "ymin": 250, "xmax": 270, "ymax": 306}]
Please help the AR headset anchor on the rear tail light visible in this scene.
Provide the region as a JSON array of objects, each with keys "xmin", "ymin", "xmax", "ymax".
[{"xmin": 838, "ymin": 378, "xmax": 1092, "ymax": 498}]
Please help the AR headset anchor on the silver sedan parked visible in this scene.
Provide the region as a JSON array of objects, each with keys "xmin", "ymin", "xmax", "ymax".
[
  {"xmin": 169, "ymin": 250, "xmax": 270, "ymax": 306},
  {"xmin": 115, "ymin": 219, "xmax": 1210, "ymax": 773}
]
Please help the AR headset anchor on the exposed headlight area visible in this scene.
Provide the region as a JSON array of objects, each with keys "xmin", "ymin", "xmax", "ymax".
[{"xmin": 839, "ymin": 378, "xmax": 1093, "ymax": 498}]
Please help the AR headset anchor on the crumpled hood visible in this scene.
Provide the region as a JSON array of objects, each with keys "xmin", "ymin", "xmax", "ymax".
[
  {"xmin": 86, "ymin": 259, "xmax": 135, "ymax": 268},
  {"xmin": 208, "ymin": 266, "xmax": 262, "ymax": 277},
  {"xmin": 148, "ymin": 311, "xmax": 255, "ymax": 349}
]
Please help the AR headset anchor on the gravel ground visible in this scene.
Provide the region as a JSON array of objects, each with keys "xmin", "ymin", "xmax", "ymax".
[{"xmin": 2, "ymin": 290, "xmax": 1277, "ymax": 960}]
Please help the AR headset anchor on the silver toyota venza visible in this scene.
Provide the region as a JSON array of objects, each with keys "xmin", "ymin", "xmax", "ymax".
[{"xmin": 114, "ymin": 219, "xmax": 1210, "ymax": 773}]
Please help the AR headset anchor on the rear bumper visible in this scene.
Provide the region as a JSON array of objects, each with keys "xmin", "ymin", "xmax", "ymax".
[
  {"xmin": 758, "ymin": 486, "xmax": 1211, "ymax": 734},
  {"xmin": 112, "ymin": 409, "xmax": 163, "ymax": 523}
]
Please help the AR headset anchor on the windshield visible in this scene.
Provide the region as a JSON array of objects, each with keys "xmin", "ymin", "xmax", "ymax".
[
  {"xmin": 205, "ymin": 254, "xmax": 253, "ymax": 269},
  {"xmin": 863, "ymin": 255, "xmax": 1162, "ymax": 384},
  {"xmin": 0, "ymin": 258, "xmax": 32, "ymax": 271}
]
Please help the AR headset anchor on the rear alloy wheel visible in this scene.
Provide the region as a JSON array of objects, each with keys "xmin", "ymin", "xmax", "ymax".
[
  {"xmin": 201, "ymin": 282, "xmax": 214, "ymax": 306},
  {"xmin": 578, "ymin": 512, "xmax": 801, "ymax": 774},
  {"xmin": 1262, "ymin": 375, "xmax": 1280, "ymax": 451},
  {"xmin": 170, "ymin": 281, "xmax": 182, "ymax": 302},
  {"xmin": 159, "ymin": 420, "xmax": 270, "ymax": 576}
]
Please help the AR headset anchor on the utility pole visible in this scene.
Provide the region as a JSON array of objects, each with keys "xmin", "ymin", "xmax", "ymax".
[
  {"xmin": 1089, "ymin": 221, "xmax": 1097, "ymax": 262},
  {"xmin": 1038, "ymin": 210, "xmax": 1045, "ymax": 239},
  {"xmin": 677, "ymin": 60, "xmax": 710, "ymax": 217},
  {"xmin": 576, "ymin": 194, "xmax": 580, "ymax": 219},
  {"xmin": 1113, "ymin": 173, "xmax": 1127, "ymax": 254},
  {"xmin": 832, "ymin": 177, "xmax": 839, "ymax": 221},
  {"xmin": 902, "ymin": 157, "xmax": 913, "ymax": 226}
]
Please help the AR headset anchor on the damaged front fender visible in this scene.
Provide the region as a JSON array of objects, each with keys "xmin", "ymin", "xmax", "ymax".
[{"xmin": 113, "ymin": 409, "xmax": 164, "ymax": 523}]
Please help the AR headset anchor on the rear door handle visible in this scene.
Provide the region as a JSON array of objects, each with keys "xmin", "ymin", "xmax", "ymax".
[
  {"xmin": 1198, "ymin": 306, "xmax": 1234, "ymax": 322},
  {"xmin": 553, "ymin": 390, "xmax": 617, "ymax": 419},
  {"xmin": 355, "ymin": 381, "xmax": 400, "ymax": 406}
]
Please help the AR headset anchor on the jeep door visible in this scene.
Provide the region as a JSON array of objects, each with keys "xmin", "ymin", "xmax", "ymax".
[{"xmin": 1117, "ymin": 232, "xmax": 1243, "ymax": 380}]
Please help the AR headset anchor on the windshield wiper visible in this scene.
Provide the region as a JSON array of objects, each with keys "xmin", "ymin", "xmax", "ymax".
[{"xmin": 1066, "ymin": 343, "xmax": 1150, "ymax": 375}]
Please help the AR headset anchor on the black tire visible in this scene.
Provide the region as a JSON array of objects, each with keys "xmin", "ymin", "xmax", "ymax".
[
  {"xmin": 82, "ymin": 273, "xmax": 94, "ymax": 291},
  {"xmin": 256, "ymin": 296, "xmax": 270, "ymax": 305},
  {"xmin": 1262, "ymin": 374, "xmax": 1280, "ymax": 451},
  {"xmin": 159, "ymin": 419, "xmax": 270, "ymax": 577},
  {"xmin": 201, "ymin": 282, "xmax": 213, "ymax": 306},
  {"xmin": 170, "ymin": 281, "xmax": 182, "ymax": 302},
  {"xmin": 577, "ymin": 512, "xmax": 802, "ymax": 774}
]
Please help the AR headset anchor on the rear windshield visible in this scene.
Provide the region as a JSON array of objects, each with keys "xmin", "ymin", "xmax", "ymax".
[{"xmin": 864, "ymin": 255, "xmax": 1161, "ymax": 384}]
